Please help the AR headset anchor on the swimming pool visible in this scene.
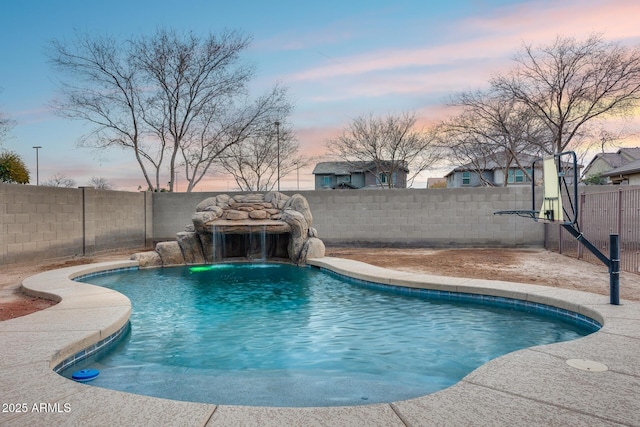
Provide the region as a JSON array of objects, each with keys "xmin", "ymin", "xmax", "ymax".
[{"xmin": 64, "ymin": 263, "xmax": 598, "ymax": 407}]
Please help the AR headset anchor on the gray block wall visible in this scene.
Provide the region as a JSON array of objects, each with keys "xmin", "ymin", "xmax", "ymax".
[
  {"xmin": 1, "ymin": 184, "xmax": 83, "ymax": 264},
  {"xmin": 1, "ymin": 183, "xmax": 541, "ymax": 265},
  {"xmin": 153, "ymin": 186, "xmax": 543, "ymax": 247},
  {"xmin": 0, "ymin": 183, "xmax": 151, "ymax": 265},
  {"xmin": 305, "ymin": 187, "xmax": 541, "ymax": 246}
]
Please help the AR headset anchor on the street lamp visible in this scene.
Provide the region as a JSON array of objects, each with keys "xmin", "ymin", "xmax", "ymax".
[
  {"xmin": 32, "ymin": 146, "xmax": 42, "ymax": 186},
  {"xmin": 275, "ymin": 121, "xmax": 280, "ymax": 191}
]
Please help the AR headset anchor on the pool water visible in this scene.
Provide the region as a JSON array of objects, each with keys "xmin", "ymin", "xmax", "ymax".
[{"xmin": 65, "ymin": 263, "xmax": 596, "ymax": 407}]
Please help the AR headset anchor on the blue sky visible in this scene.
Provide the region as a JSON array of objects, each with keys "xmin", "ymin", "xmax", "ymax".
[{"xmin": 2, "ymin": 0, "xmax": 640, "ymax": 190}]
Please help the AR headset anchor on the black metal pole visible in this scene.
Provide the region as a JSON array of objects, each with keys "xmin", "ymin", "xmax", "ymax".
[
  {"xmin": 275, "ymin": 121, "xmax": 280, "ymax": 192},
  {"xmin": 610, "ymin": 234, "xmax": 620, "ymax": 305}
]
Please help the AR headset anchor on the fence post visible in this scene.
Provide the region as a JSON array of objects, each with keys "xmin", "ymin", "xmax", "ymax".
[
  {"xmin": 81, "ymin": 186, "xmax": 86, "ymax": 256},
  {"xmin": 558, "ymin": 224, "xmax": 563, "ymax": 254},
  {"xmin": 617, "ymin": 188, "xmax": 623, "ymax": 236},
  {"xmin": 577, "ymin": 193, "xmax": 585, "ymax": 259}
]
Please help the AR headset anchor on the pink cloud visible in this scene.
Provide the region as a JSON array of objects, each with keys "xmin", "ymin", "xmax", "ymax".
[
  {"xmin": 287, "ymin": 0, "xmax": 640, "ymax": 85},
  {"xmin": 296, "ymin": 125, "xmax": 342, "ymax": 156}
]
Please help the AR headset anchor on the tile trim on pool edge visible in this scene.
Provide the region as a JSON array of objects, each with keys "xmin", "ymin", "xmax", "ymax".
[
  {"xmin": 51, "ymin": 265, "xmax": 139, "ymax": 374},
  {"xmin": 314, "ymin": 266, "xmax": 602, "ymax": 332},
  {"xmin": 53, "ymin": 322, "xmax": 130, "ymax": 373},
  {"xmin": 72, "ymin": 266, "xmax": 139, "ymax": 282}
]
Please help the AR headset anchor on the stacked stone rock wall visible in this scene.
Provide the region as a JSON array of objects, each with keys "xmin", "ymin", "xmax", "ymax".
[{"xmin": 131, "ymin": 192, "xmax": 325, "ymax": 267}]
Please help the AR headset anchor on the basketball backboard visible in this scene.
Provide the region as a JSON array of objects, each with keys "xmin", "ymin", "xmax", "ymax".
[
  {"xmin": 494, "ymin": 151, "xmax": 578, "ymax": 225},
  {"xmin": 534, "ymin": 151, "xmax": 578, "ymax": 225}
]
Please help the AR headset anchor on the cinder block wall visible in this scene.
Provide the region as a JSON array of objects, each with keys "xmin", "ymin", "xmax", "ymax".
[
  {"xmin": 153, "ymin": 186, "xmax": 543, "ymax": 247},
  {"xmin": 0, "ymin": 183, "xmax": 151, "ymax": 265},
  {"xmin": 0, "ymin": 184, "xmax": 83, "ymax": 264},
  {"xmin": 1, "ymin": 184, "xmax": 541, "ymax": 265},
  {"xmin": 85, "ymin": 188, "xmax": 151, "ymax": 253},
  {"xmin": 304, "ymin": 187, "xmax": 541, "ymax": 246}
]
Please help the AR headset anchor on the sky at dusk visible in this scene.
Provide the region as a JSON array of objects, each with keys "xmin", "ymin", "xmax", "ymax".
[{"xmin": 2, "ymin": 0, "xmax": 640, "ymax": 191}]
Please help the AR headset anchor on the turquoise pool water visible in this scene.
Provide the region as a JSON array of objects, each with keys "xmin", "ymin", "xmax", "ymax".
[{"xmin": 65, "ymin": 263, "xmax": 597, "ymax": 407}]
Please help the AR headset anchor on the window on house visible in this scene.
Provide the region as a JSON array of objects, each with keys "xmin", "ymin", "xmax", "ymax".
[
  {"xmin": 508, "ymin": 169, "xmax": 530, "ymax": 184},
  {"xmin": 322, "ymin": 176, "xmax": 331, "ymax": 187},
  {"xmin": 379, "ymin": 173, "xmax": 388, "ymax": 184},
  {"xmin": 462, "ymin": 171, "xmax": 471, "ymax": 185},
  {"xmin": 337, "ymin": 175, "xmax": 351, "ymax": 183},
  {"xmin": 392, "ymin": 172, "xmax": 397, "ymax": 187}
]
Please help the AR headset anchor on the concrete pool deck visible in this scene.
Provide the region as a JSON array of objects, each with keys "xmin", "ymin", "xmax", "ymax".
[{"xmin": 1, "ymin": 257, "xmax": 639, "ymax": 426}]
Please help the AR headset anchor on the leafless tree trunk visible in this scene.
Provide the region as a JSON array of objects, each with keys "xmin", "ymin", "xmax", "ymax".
[
  {"xmin": 134, "ymin": 28, "xmax": 255, "ymax": 192},
  {"xmin": 327, "ymin": 112, "xmax": 442, "ymax": 188}
]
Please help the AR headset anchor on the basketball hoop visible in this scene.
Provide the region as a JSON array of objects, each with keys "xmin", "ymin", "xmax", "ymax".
[{"xmin": 494, "ymin": 151, "xmax": 620, "ymax": 305}]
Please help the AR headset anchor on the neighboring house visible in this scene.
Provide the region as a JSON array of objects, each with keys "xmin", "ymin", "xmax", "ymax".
[
  {"xmin": 600, "ymin": 159, "xmax": 640, "ymax": 185},
  {"xmin": 312, "ymin": 161, "xmax": 408, "ymax": 189},
  {"xmin": 445, "ymin": 151, "xmax": 583, "ymax": 188},
  {"xmin": 581, "ymin": 148, "xmax": 640, "ymax": 184},
  {"xmin": 445, "ymin": 152, "xmax": 540, "ymax": 188}
]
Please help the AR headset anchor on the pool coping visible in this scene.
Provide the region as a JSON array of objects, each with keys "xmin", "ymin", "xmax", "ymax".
[{"xmin": 1, "ymin": 257, "xmax": 639, "ymax": 426}]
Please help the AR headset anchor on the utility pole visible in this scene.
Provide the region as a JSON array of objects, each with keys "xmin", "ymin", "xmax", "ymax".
[{"xmin": 33, "ymin": 146, "xmax": 42, "ymax": 185}]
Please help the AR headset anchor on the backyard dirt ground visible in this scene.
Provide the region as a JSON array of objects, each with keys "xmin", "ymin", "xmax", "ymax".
[{"xmin": 2, "ymin": 247, "xmax": 640, "ymax": 321}]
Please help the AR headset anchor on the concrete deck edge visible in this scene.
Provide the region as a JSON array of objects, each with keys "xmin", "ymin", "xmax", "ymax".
[{"xmin": 0, "ymin": 258, "xmax": 638, "ymax": 426}]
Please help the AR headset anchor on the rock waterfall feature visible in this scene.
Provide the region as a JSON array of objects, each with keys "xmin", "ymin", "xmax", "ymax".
[{"xmin": 131, "ymin": 192, "xmax": 325, "ymax": 267}]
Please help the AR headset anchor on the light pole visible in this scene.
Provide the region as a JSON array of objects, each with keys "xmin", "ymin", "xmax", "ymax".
[
  {"xmin": 275, "ymin": 121, "xmax": 280, "ymax": 191},
  {"xmin": 32, "ymin": 146, "xmax": 42, "ymax": 186}
]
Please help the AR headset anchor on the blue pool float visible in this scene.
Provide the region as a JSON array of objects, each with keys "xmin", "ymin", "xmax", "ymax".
[{"xmin": 72, "ymin": 369, "xmax": 99, "ymax": 382}]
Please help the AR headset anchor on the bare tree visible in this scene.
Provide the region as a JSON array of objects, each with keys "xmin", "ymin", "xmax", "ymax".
[
  {"xmin": 48, "ymin": 33, "xmax": 158, "ymax": 190},
  {"xmin": 217, "ymin": 121, "xmax": 308, "ymax": 191},
  {"xmin": 133, "ymin": 28, "xmax": 256, "ymax": 192},
  {"xmin": 42, "ymin": 173, "xmax": 76, "ymax": 187},
  {"xmin": 326, "ymin": 112, "xmax": 442, "ymax": 188},
  {"xmin": 179, "ymin": 84, "xmax": 292, "ymax": 192},
  {"xmin": 443, "ymin": 88, "xmax": 548, "ymax": 186},
  {"xmin": 88, "ymin": 176, "xmax": 114, "ymax": 190},
  {"xmin": 493, "ymin": 34, "xmax": 640, "ymax": 155},
  {"xmin": 49, "ymin": 28, "xmax": 285, "ymax": 192}
]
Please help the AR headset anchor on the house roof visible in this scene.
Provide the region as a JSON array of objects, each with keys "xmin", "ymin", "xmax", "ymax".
[
  {"xmin": 446, "ymin": 151, "xmax": 581, "ymax": 178},
  {"xmin": 600, "ymin": 158, "xmax": 640, "ymax": 177},
  {"xmin": 312, "ymin": 161, "xmax": 408, "ymax": 175},
  {"xmin": 620, "ymin": 147, "xmax": 640, "ymax": 161},
  {"xmin": 582, "ymin": 147, "xmax": 640, "ymax": 178},
  {"xmin": 445, "ymin": 152, "xmax": 542, "ymax": 177},
  {"xmin": 312, "ymin": 162, "xmax": 354, "ymax": 175},
  {"xmin": 597, "ymin": 152, "xmax": 630, "ymax": 168}
]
